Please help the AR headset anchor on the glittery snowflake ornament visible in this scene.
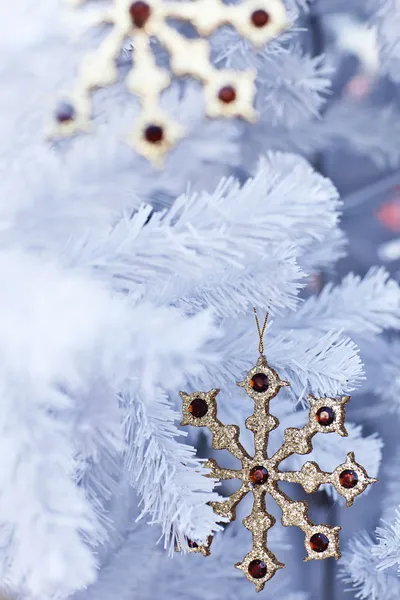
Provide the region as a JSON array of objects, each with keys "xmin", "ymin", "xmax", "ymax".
[
  {"xmin": 51, "ymin": 0, "xmax": 287, "ymax": 164},
  {"xmin": 178, "ymin": 310, "xmax": 377, "ymax": 591}
]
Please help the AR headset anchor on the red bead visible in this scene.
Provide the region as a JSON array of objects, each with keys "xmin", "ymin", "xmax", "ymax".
[
  {"xmin": 250, "ymin": 466, "xmax": 269, "ymax": 485},
  {"xmin": 251, "ymin": 9, "xmax": 270, "ymax": 27},
  {"xmin": 339, "ymin": 469, "xmax": 358, "ymax": 489},
  {"xmin": 129, "ymin": 1, "xmax": 151, "ymax": 27},
  {"xmin": 250, "ymin": 373, "xmax": 269, "ymax": 393},
  {"xmin": 55, "ymin": 101, "xmax": 75, "ymax": 123},
  {"xmin": 189, "ymin": 398, "xmax": 208, "ymax": 418},
  {"xmin": 248, "ymin": 559, "xmax": 267, "ymax": 579},
  {"xmin": 316, "ymin": 406, "xmax": 335, "ymax": 426},
  {"xmin": 310, "ymin": 533, "xmax": 329, "ymax": 552},
  {"xmin": 187, "ymin": 539, "xmax": 198, "ymax": 549},
  {"xmin": 218, "ymin": 86, "xmax": 236, "ymax": 104},
  {"xmin": 144, "ymin": 124, "xmax": 164, "ymax": 144}
]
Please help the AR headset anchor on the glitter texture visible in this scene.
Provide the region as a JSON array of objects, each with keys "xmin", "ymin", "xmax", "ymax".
[
  {"xmin": 51, "ymin": 0, "xmax": 287, "ymax": 164},
  {"xmin": 179, "ymin": 355, "xmax": 377, "ymax": 592}
]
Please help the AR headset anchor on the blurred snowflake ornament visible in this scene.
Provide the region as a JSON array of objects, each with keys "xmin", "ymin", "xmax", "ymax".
[
  {"xmin": 51, "ymin": 0, "xmax": 287, "ymax": 164},
  {"xmin": 178, "ymin": 310, "xmax": 377, "ymax": 592}
]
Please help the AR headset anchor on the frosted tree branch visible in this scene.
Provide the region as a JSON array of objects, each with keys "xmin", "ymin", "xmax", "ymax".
[
  {"xmin": 340, "ymin": 532, "xmax": 400, "ymax": 600},
  {"xmin": 369, "ymin": 0, "xmax": 400, "ymax": 83},
  {"xmin": 123, "ymin": 388, "xmax": 224, "ymax": 554},
  {"xmin": 281, "ymin": 268, "xmax": 400, "ymax": 338}
]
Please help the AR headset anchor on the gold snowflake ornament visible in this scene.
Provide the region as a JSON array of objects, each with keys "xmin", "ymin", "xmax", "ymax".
[
  {"xmin": 52, "ymin": 0, "xmax": 287, "ymax": 164},
  {"xmin": 179, "ymin": 311, "xmax": 377, "ymax": 591}
]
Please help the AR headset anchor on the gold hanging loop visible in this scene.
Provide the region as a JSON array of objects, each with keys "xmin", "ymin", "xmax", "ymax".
[{"xmin": 253, "ymin": 307, "xmax": 269, "ymax": 355}]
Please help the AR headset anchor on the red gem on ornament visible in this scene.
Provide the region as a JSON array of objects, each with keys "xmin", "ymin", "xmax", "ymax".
[
  {"xmin": 250, "ymin": 373, "xmax": 269, "ymax": 393},
  {"xmin": 251, "ymin": 9, "xmax": 270, "ymax": 27},
  {"xmin": 129, "ymin": 1, "xmax": 151, "ymax": 27},
  {"xmin": 144, "ymin": 124, "xmax": 164, "ymax": 144},
  {"xmin": 248, "ymin": 559, "xmax": 267, "ymax": 579},
  {"xmin": 187, "ymin": 539, "xmax": 199, "ymax": 549},
  {"xmin": 250, "ymin": 466, "xmax": 269, "ymax": 485},
  {"xmin": 55, "ymin": 101, "xmax": 76, "ymax": 123},
  {"xmin": 310, "ymin": 533, "xmax": 329, "ymax": 553},
  {"xmin": 218, "ymin": 86, "xmax": 237, "ymax": 104},
  {"xmin": 189, "ymin": 398, "xmax": 208, "ymax": 418},
  {"xmin": 339, "ymin": 469, "xmax": 358, "ymax": 489},
  {"xmin": 316, "ymin": 406, "xmax": 335, "ymax": 426}
]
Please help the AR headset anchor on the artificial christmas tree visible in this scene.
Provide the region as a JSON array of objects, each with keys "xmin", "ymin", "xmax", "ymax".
[{"xmin": 1, "ymin": 1, "xmax": 400, "ymax": 599}]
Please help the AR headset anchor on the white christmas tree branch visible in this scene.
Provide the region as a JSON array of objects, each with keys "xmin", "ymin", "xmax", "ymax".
[
  {"xmin": 251, "ymin": 101, "xmax": 400, "ymax": 170},
  {"xmin": 192, "ymin": 320, "xmax": 364, "ymax": 401},
  {"xmin": 46, "ymin": 153, "xmax": 340, "ymax": 319},
  {"xmin": 299, "ymin": 228, "xmax": 347, "ymax": 273},
  {"xmin": 373, "ymin": 511, "xmax": 400, "ymax": 570},
  {"xmin": 123, "ymin": 388, "xmax": 224, "ymax": 554},
  {"xmin": 0, "ymin": 250, "xmax": 112, "ymax": 599},
  {"xmin": 340, "ymin": 532, "xmax": 400, "ymax": 600},
  {"xmin": 358, "ymin": 337, "xmax": 400, "ymax": 413},
  {"xmin": 369, "ymin": 0, "xmax": 400, "ymax": 84},
  {"xmin": 215, "ymin": 30, "xmax": 331, "ymax": 126},
  {"xmin": 281, "ymin": 268, "xmax": 400, "ymax": 338}
]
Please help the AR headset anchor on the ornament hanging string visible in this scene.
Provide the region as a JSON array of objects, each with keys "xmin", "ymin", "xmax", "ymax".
[{"xmin": 253, "ymin": 307, "xmax": 269, "ymax": 355}]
